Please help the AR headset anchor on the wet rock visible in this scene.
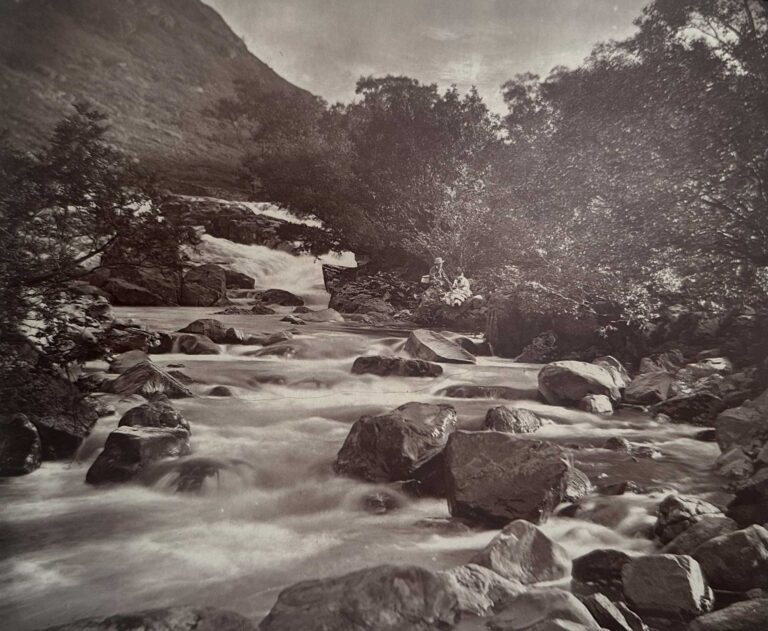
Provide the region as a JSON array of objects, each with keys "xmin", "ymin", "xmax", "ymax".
[
  {"xmin": 580, "ymin": 593, "xmax": 644, "ymax": 631},
  {"xmin": 695, "ymin": 429, "xmax": 717, "ymax": 442},
  {"xmin": 248, "ymin": 304, "xmax": 277, "ymax": 315},
  {"xmin": 107, "ymin": 325, "xmax": 159, "ymax": 353},
  {"xmin": 109, "ymin": 361, "xmax": 194, "ymax": 399},
  {"xmin": 402, "ymin": 452, "xmax": 448, "ymax": 497},
  {"xmin": 624, "ymin": 371, "xmax": 675, "ymax": 405},
  {"xmin": 334, "ymin": 402, "xmax": 457, "ymax": 482},
  {"xmin": 224, "ymin": 269, "xmax": 255, "ymax": 290},
  {"xmin": 178, "ymin": 319, "xmax": 228, "ymax": 343},
  {"xmin": 621, "ymin": 554, "xmax": 713, "ymax": 621},
  {"xmin": 726, "ymin": 468, "xmax": 768, "ymax": 527},
  {"xmin": 413, "ymin": 517, "xmax": 473, "ymax": 534},
  {"xmin": 564, "ymin": 467, "xmax": 593, "ymax": 502},
  {"xmin": 0, "ymin": 414, "xmax": 42, "ymax": 476},
  {"xmin": 688, "ymin": 598, "xmax": 768, "ymax": 631},
  {"xmin": 487, "ymin": 588, "xmax": 601, "ymax": 631},
  {"xmin": 692, "ymin": 525, "xmax": 768, "ymax": 592},
  {"xmin": 444, "ymin": 431, "xmax": 573, "ymax": 527},
  {"xmin": 455, "ymin": 336, "xmax": 492, "ymax": 356},
  {"xmin": 438, "ymin": 384, "xmax": 535, "ymax": 399},
  {"xmin": 484, "ymin": 407, "xmax": 543, "ymax": 433},
  {"xmin": 361, "ymin": 490, "xmax": 402, "ymax": 514},
  {"xmin": 258, "ymin": 564, "xmax": 459, "ymax": 631},
  {"xmin": 654, "ymin": 494, "xmax": 724, "ymax": 544},
  {"xmin": 293, "ymin": 306, "xmax": 312, "ymax": 313},
  {"xmin": 167, "ymin": 370, "xmax": 195, "ymax": 385},
  {"xmin": 579, "ymin": 394, "xmax": 613, "ymax": 415},
  {"xmin": 39, "ymin": 606, "xmax": 257, "ymax": 630},
  {"xmin": 223, "ymin": 327, "xmax": 246, "ymax": 344},
  {"xmin": 262, "ymin": 331, "xmax": 294, "ymax": 346},
  {"xmin": 470, "ymin": 519, "xmax": 570, "ymax": 584},
  {"xmin": 299, "ymin": 308, "xmax": 344, "ymax": 323},
  {"xmin": 596, "ymin": 480, "xmax": 646, "ymax": 496},
  {"xmin": 440, "ymin": 563, "xmax": 525, "ymax": 617},
  {"xmin": 662, "ymin": 515, "xmax": 738, "ymax": 555},
  {"xmin": 180, "ymin": 264, "xmax": 228, "ymax": 307},
  {"xmin": 102, "ymin": 278, "xmax": 165, "ymax": 306},
  {"xmin": 108, "ymin": 350, "xmax": 150, "ymax": 374},
  {"xmin": 208, "ymin": 385, "xmax": 234, "ymax": 397},
  {"xmin": 32, "ymin": 397, "xmax": 100, "ymax": 460},
  {"xmin": 351, "ymin": 356, "xmax": 442, "ymax": 378},
  {"xmin": 652, "ymin": 391, "xmax": 723, "ymax": 425},
  {"xmin": 603, "ymin": 437, "xmax": 662, "ymax": 459},
  {"xmin": 404, "ymin": 329, "xmax": 476, "ymax": 364},
  {"xmin": 253, "ymin": 288, "xmax": 304, "ymax": 306},
  {"xmin": 538, "ymin": 361, "xmax": 621, "ymax": 407},
  {"xmin": 171, "ymin": 333, "xmax": 221, "ymax": 355},
  {"xmin": 571, "ymin": 549, "xmax": 631, "ymax": 601},
  {"xmin": 86, "ymin": 426, "xmax": 191, "ymax": 485},
  {"xmin": 280, "ymin": 314, "xmax": 305, "ymax": 324},
  {"xmin": 118, "ymin": 395, "xmax": 190, "ymax": 432}
]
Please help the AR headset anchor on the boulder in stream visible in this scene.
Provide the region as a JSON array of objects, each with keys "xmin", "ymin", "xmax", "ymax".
[
  {"xmin": 578, "ymin": 394, "xmax": 613, "ymax": 415},
  {"xmin": 170, "ymin": 333, "xmax": 221, "ymax": 355},
  {"xmin": 688, "ymin": 599, "xmax": 768, "ymax": 631},
  {"xmin": 180, "ymin": 264, "xmax": 227, "ymax": 307},
  {"xmin": 177, "ymin": 318, "xmax": 228, "ymax": 343},
  {"xmin": 109, "ymin": 361, "xmax": 194, "ymax": 399},
  {"xmin": 438, "ymin": 384, "xmax": 536, "ymax": 400},
  {"xmin": 538, "ymin": 361, "xmax": 621, "ymax": 407},
  {"xmin": 334, "ymin": 402, "xmax": 457, "ymax": 482},
  {"xmin": 0, "ymin": 414, "xmax": 42, "ymax": 476},
  {"xmin": 726, "ymin": 467, "xmax": 768, "ymax": 527},
  {"xmin": 258, "ymin": 564, "xmax": 460, "ymax": 631},
  {"xmin": 662, "ymin": 515, "xmax": 738, "ymax": 555},
  {"xmin": 624, "ymin": 371, "xmax": 675, "ymax": 405},
  {"xmin": 299, "ymin": 308, "xmax": 344, "ymax": 323},
  {"xmin": 108, "ymin": 350, "xmax": 150, "ymax": 374},
  {"xmin": 102, "ymin": 278, "xmax": 166, "ymax": 306},
  {"xmin": 571, "ymin": 548, "xmax": 631, "ymax": 600},
  {"xmin": 654, "ymin": 494, "xmax": 724, "ymax": 544},
  {"xmin": 692, "ymin": 524, "xmax": 768, "ymax": 592},
  {"xmin": 118, "ymin": 395, "xmax": 190, "ymax": 432},
  {"xmin": 39, "ymin": 606, "xmax": 257, "ymax": 630},
  {"xmin": 621, "ymin": 554, "xmax": 713, "ymax": 622},
  {"xmin": 404, "ymin": 329, "xmax": 476, "ymax": 364},
  {"xmin": 351, "ymin": 356, "xmax": 442, "ymax": 377},
  {"xmin": 487, "ymin": 588, "xmax": 601, "ymax": 631},
  {"xmin": 253, "ymin": 288, "xmax": 305, "ymax": 306},
  {"xmin": 470, "ymin": 519, "xmax": 570, "ymax": 584},
  {"xmin": 444, "ymin": 431, "xmax": 573, "ymax": 527},
  {"xmin": 440, "ymin": 563, "xmax": 525, "ymax": 617},
  {"xmin": 86, "ymin": 426, "xmax": 191, "ymax": 485},
  {"xmin": 484, "ymin": 407, "xmax": 543, "ymax": 433},
  {"xmin": 224, "ymin": 269, "xmax": 255, "ymax": 290},
  {"xmin": 715, "ymin": 390, "xmax": 768, "ymax": 456}
]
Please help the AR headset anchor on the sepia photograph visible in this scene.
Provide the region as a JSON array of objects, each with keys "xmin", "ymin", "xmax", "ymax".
[{"xmin": 1, "ymin": 0, "xmax": 767, "ymax": 629}]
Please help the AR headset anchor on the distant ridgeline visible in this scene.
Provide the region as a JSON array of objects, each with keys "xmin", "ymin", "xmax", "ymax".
[{"xmin": 0, "ymin": 0, "xmax": 311, "ymax": 196}]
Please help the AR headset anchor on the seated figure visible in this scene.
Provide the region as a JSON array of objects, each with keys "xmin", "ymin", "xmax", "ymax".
[{"xmin": 443, "ymin": 269, "xmax": 472, "ymax": 307}]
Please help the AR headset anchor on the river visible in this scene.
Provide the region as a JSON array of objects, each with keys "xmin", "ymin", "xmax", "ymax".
[{"xmin": 0, "ymin": 224, "xmax": 724, "ymax": 630}]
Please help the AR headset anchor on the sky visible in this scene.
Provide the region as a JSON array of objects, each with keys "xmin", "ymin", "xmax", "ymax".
[{"xmin": 206, "ymin": 0, "xmax": 649, "ymax": 113}]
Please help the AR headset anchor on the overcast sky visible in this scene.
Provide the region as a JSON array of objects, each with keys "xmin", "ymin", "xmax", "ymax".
[{"xmin": 206, "ymin": 0, "xmax": 649, "ymax": 113}]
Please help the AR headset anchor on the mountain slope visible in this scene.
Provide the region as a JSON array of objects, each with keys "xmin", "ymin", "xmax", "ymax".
[{"xmin": 0, "ymin": 0, "xmax": 310, "ymax": 195}]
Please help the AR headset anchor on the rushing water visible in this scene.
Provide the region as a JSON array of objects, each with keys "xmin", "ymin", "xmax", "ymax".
[{"xmin": 0, "ymin": 236, "xmax": 724, "ymax": 630}]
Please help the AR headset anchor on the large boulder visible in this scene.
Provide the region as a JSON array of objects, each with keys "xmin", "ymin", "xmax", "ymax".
[
  {"xmin": 109, "ymin": 361, "xmax": 194, "ymax": 399},
  {"xmin": 404, "ymin": 329, "xmax": 476, "ymax": 364},
  {"xmin": 624, "ymin": 371, "xmax": 676, "ymax": 405},
  {"xmin": 593, "ymin": 356, "xmax": 631, "ymax": 389},
  {"xmin": 726, "ymin": 468, "xmax": 768, "ymax": 527},
  {"xmin": 39, "ymin": 606, "xmax": 257, "ymax": 630},
  {"xmin": 692, "ymin": 525, "xmax": 768, "ymax": 592},
  {"xmin": 351, "ymin": 356, "xmax": 442, "ymax": 378},
  {"xmin": 0, "ymin": 414, "xmax": 42, "ymax": 476},
  {"xmin": 102, "ymin": 278, "xmax": 165, "ymax": 306},
  {"xmin": 484, "ymin": 407, "xmax": 544, "ymax": 433},
  {"xmin": 170, "ymin": 333, "xmax": 221, "ymax": 355},
  {"xmin": 652, "ymin": 391, "xmax": 723, "ymax": 425},
  {"xmin": 538, "ymin": 361, "xmax": 621, "ymax": 406},
  {"xmin": 32, "ymin": 400, "xmax": 100, "ymax": 461},
  {"xmin": 578, "ymin": 395, "xmax": 613, "ymax": 415},
  {"xmin": 440, "ymin": 564, "xmax": 525, "ymax": 617},
  {"xmin": 177, "ymin": 319, "xmax": 228, "ymax": 343},
  {"xmin": 86, "ymin": 426, "xmax": 191, "ymax": 485},
  {"xmin": 688, "ymin": 599, "xmax": 768, "ymax": 631},
  {"xmin": 487, "ymin": 588, "xmax": 601, "ymax": 631},
  {"xmin": 253, "ymin": 288, "xmax": 305, "ymax": 306},
  {"xmin": 715, "ymin": 390, "xmax": 768, "ymax": 456},
  {"xmin": 224, "ymin": 269, "xmax": 255, "ymax": 289},
  {"xmin": 118, "ymin": 396, "xmax": 190, "ymax": 433},
  {"xmin": 654, "ymin": 494, "xmax": 724, "ymax": 544},
  {"xmin": 580, "ymin": 593, "xmax": 645, "ymax": 631},
  {"xmin": 470, "ymin": 520, "xmax": 570, "ymax": 584},
  {"xmin": 621, "ymin": 554, "xmax": 713, "ymax": 621},
  {"xmin": 662, "ymin": 515, "xmax": 738, "ymax": 555},
  {"xmin": 571, "ymin": 549, "xmax": 632, "ymax": 600},
  {"xmin": 444, "ymin": 431, "xmax": 573, "ymax": 526},
  {"xmin": 180, "ymin": 264, "xmax": 227, "ymax": 307},
  {"xmin": 258, "ymin": 564, "xmax": 460, "ymax": 631},
  {"xmin": 334, "ymin": 402, "xmax": 457, "ymax": 482}
]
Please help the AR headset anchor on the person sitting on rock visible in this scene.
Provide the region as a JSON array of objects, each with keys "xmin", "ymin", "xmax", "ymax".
[
  {"xmin": 443, "ymin": 269, "xmax": 472, "ymax": 306},
  {"xmin": 428, "ymin": 257, "xmax": 450, "ymax": 289}
]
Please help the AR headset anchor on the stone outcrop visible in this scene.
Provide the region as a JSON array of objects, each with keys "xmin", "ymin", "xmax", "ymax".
[
  {"xmin": 470, "ymin": 520, "xmax": 570, "ymax": 584},
  {"xmin": 334, "ymin": 402, "xmax": 457, "ymax": 482},
  {"xmin": 404, "ymin": 329, "xmax": 476, "ymax": 364},
  {"xmin": 444, "ymin": 431, "xmax": 573, "ymax": 526},
  {"xmin": 258, "ymin": 564, "xmax": 460, "ymax": 631}
]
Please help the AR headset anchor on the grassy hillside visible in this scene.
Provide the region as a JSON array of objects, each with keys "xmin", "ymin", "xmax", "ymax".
[{"xmin": 0, "ymin": 0, "xmax": 310, "ymax": 196}]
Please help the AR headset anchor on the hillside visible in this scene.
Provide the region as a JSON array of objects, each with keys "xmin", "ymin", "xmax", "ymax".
[{"xmin": 0, "ymin": 0, "xmax": 310, "ymax": 195}]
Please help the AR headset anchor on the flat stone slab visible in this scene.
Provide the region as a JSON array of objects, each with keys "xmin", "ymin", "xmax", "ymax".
[{"xmin": 405, "ymin": 329, "xmax": 476, "ymax": 364}]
